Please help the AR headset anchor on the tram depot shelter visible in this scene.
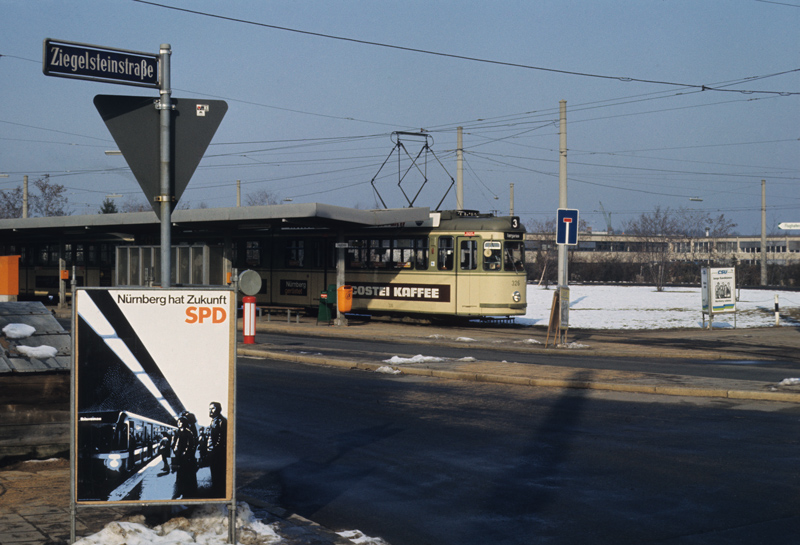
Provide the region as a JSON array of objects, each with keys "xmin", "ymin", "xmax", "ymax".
[{"xmin": 0, "ymin": 203, "xmax": 430, "ymax": 318}]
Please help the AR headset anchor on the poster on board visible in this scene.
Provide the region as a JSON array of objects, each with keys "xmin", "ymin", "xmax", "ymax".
[
  {"xmin": 73, "ymin": 288, "xmax": 235, "ymax": 504},
  {"xmin": 701, "ymin": 267, "xmax": 736, "ymax": 315}
]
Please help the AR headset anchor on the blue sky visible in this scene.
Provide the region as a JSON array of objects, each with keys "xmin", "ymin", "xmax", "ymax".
[{"xmin": 1, "ymin": 0, "xmax": 798, "ymax": 234}]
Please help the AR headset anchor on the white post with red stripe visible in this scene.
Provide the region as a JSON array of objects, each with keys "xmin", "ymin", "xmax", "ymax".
[{"xmin": 243, "ymin": 295, "xmax": 256, "ymax": 344}]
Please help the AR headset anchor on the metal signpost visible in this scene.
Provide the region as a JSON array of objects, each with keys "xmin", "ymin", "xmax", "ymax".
[
  {"xmin": 44, "ymin": 39, "xmax": 226, "ymax": 289},
  {"xmin": 554, "ymin": 208, "xmax": 579, "ymax": 343},
  {"xmin": 45, "ymin": 39, "xmax": 233, "ymax": 543}
]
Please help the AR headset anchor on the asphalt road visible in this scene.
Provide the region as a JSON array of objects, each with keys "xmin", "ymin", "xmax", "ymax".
[
  {"xmin": 236, "ymin": 355, "xmax": 800, "ymax": 545},
  {"xmin": 250, "ymin": 330, "xmax": 800, "ymax": 384}
]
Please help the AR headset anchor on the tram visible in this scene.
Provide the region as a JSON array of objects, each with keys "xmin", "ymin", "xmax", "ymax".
[
  {"xmin": 259, "ymin": 210, "xmax": 527, "ymax": 317},
  {"xmin": 1, "ymin": 206, "xmax": 528, "ymax": 318}
]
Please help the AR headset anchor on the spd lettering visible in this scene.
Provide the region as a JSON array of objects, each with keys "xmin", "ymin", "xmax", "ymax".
[{"xmin": 185, "ymin": 306, "xmax": 227, "ymax": 324}]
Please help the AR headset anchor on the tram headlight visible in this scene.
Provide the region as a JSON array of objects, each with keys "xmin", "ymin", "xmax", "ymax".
[
  {"xmin": 512, "ymin": 290, "xmax": 521, "ymax": 302},
  {"xmin": 107, "ymin": 454, "xmax": 121, "ymax": 469}
]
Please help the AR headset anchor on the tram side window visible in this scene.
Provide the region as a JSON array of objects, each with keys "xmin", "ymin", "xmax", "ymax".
[
  {"xmin": 504, "ymin": 241, "xmax": 526, "ymax": 272},
  {"xmin": 286, "ymin": 239, "xmax": 304, "ymax": 268},
  {"xmin": 414, "ymin": 237, "xmax": 429, "ymax": 270},
  {"xmin": 437, "ymin": 236, "xmax": 454, "ymax": 270},
  {"xmin": 393, "ymin": 238, "xmax": 414, "ymax": 269},
  {"xmin": 483, "ymin": 241, "xmax": 502, "ymax": 271},
  {"xmin": 369, "ymin": 239, "xmax": 391, "ymax": 268},
  {"xmin": 346, "ymin": 239, "xmax": 367, "ymax": 269}
]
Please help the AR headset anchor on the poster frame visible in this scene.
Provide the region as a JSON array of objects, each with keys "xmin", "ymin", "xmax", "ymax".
[
  {"xmin": 700, "ymin": 267, "xmax": 737, "ymax": 329},
  {"xmin": 70, "ymin": 286, "xmax": 237, "ymax": 540}
]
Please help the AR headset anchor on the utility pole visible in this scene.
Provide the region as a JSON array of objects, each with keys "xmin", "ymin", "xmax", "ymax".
[
  {"xmin": 761, "ymin": 179, "xmax": 767, "ymax": 286},
  {"xmin": 557, "ymin": 100, "xmax": 569, "ymax": 341},
  {"xmin": 509, "ymin": 183, "xmax": 514, "ymax": 216},
  {"xmin": 237, "ymin": 180, "xmax": 241, "ymax": 207},
  {"xmin": 22, "ymin": 175, "xmax": 28, "ymax": 218},
  {"xmin": 456, "ymin": 126, "xmax": 464, "ymax": 210}
]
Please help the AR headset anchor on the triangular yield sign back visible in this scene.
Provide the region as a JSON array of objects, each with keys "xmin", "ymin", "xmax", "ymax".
[{"xmin": 94, "ymin": 95, "xmax": 227, "ymax": 218}]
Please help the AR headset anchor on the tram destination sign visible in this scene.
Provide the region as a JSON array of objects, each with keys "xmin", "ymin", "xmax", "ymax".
[{"xmin": 43, "ymin": 38, "xmax": 159, "ymax": 88}]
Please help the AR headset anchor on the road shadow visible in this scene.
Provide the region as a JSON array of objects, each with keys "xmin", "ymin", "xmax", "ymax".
[{"xmin": 453, "ymin": 370, "xmax": 595, "ymax": 542}]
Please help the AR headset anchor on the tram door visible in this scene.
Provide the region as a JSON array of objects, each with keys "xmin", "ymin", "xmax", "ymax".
[{"xmin": 456, "ymin": 237, "xmax": 478, "ymax": 312}]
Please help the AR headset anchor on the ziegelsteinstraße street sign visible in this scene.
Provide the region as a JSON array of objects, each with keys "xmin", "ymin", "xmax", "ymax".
[{"xmin": 43, "ymin": 38, "xmax": 159, "ymax": 88}]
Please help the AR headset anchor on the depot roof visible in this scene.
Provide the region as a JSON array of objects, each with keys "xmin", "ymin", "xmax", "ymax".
[{"xmin": 0, "ymin": 203, "xmax": 432, "ymax": 237}]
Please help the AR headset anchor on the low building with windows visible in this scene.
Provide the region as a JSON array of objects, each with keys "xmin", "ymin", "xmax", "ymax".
[{"xmin": 526, "ymin": 232, "xmax": 800, "ymax": 266}]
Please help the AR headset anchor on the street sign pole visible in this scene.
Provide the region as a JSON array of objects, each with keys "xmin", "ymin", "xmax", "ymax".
[
  {"xmin": 158, "ymin": 44, "xmax": 172, "ymax": 288},
  {"xmin": 557, "ymin": 101, "xmax": 569, "ymax": 344}
]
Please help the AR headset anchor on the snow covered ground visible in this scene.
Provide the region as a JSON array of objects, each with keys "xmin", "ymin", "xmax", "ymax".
[
  {"xmin": 73, "ymin": 503, "xmax": 390, "ymax": 545},
  {"xmin": 518, "ymin": 285, "xmax": 800, "ymax": 329}
]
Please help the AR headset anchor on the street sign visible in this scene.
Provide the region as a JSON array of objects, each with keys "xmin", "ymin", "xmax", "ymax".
[
  {"xmin": 778, "ymin": 222, "xmax": 800, "ymax": 230},
  {"xmin": 94, "ymin": 95, "xmax": 227, "ymax": 217},
  {"xmin": 556, "ymin": 208, "xmax": 579, "ymax": 245},
  {"xmin": 43, "ymin": 38, "xmax": 159, "ymax": 88}
]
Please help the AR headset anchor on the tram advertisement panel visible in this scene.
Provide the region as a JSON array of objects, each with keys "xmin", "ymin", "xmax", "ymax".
[{"xmin": 73, "ymin": 288, "xmax": 235, "ymax": 504}]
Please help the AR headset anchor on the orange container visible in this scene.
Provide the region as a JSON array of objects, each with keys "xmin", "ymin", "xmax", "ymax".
[
  {"xmin": 337, "ymin": 285, "xmax": 353, "ymax": 313},
  {"xmin": 0, "ymin": 255, "xmax": 21, "ymax": 296}
]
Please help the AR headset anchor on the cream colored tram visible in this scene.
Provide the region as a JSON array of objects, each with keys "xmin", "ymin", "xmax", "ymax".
[{"xmin": 265, "ymin": 210, "xmax": 527, "ymax": 318}]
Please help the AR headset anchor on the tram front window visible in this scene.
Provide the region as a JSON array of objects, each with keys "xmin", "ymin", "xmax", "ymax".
[
  {"xmin": 504, "ymin": 241, "xmax": 525, "ymax": 272},
  {"xmin": 483, "ymin": 241, "xmax": 502, "ymax": 270}
]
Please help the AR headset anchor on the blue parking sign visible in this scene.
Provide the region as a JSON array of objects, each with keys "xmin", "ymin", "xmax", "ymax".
[{"xmin": 557, "ymin": 208, "xmax": 579, "ymax": 245}]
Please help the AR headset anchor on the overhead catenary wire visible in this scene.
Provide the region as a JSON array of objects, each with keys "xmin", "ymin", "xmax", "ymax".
[{"xmin": 132, "ymin": 0, "xmax": 800, "ymax": 96}]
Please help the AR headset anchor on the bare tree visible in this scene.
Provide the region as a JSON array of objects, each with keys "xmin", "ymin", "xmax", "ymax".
[
  {"xmin": 245, "ymin": 189, "xmax": 278, "ymax": 206},
  {"xmin": 674, "ymin": 207, "xmax": 737, "ymax": 237},
  {"xmin": 621, "ymin": 206, "xmax": 680, "ymax": 291},
  {"xmin": 0, "ymin": 186, "xmax": 23, "ymax": 218},
  {"xmin": 0, "ymin": 175, "xmax": 71, "ymax": 218},
  {"xmin": 120, "ymin": 197, "xmax": 152, "ymax": 213}
]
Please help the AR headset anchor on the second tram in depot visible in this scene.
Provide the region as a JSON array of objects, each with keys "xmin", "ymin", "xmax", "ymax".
[
  {"xmin": 77, "ymin": 410, "xmax": 176, "ymax": 500},
  {"xmin": 1, "ymin": 207, "xmax": 528, "ymax": 319}
]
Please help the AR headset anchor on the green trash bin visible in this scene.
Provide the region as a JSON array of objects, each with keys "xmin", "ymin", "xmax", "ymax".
[{"xmin": 317, "ymin": 284, "xmax": 337, "ymax": 324}]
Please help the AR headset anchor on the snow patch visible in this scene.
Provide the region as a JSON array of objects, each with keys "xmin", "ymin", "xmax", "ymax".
[
  {"xmin": 74, "ymin": 503, "xmax": 281, "ymax": 545},
  {"xmin": 779, "ymin": 378, "xmax": 800, "ymax": 386},
  {"xmin": 383, "ymin": 354, "xmax": 445, "ymax": 364},
  {"xmin": 16, "ymin": 345, "xmax": 58, "ymax": 359},
  {"xmin": 375, "ymin": 366, "xmax": 402, "ymax": 375},
  {"xmin": 338, "ymin": 529, "xmax": 392, "ymax": 544},
  {"xmin": 455, "ymin": 337, "xmax": 475, "ymax": 342},
  {"xmin": 3, "ymin": 323, "xmax": 36, "ymax": 339}
]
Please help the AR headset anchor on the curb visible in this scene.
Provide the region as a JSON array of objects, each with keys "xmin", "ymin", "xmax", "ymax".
[{"xmin": 237, "ymin": 347, "xmax": 800, "ymax": 404}]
